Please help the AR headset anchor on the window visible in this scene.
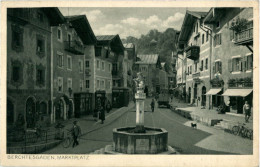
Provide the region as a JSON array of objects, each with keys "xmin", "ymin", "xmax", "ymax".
[
  {"xmin": 79, "ymin": 60, "xmax": 83, "ymax": 72},
  {"xmin": 113, "ymin": 80, "xmax": 116, "ymax": 87},
  {"xmin": 206, "ymin": 31, "xmax": 209, "ymax": 42},
  {"xmin": 108, "ymin": 63, "xmax": 111, "ymax": 72},
  {"xmin": 101, "ymin": 80, "xmax": 105, "ymax": 89},
  {"xmin": 67, "ymin": 56, "xmax": 72, "ymax": 70},
  {"xmin": 101, "ymin": 61, "xmax": 105, "ymax": 70},
  {"xmin": 67, "ymin": 33, "xmax": 71, "ymax": 42},
  {"xmin": 214, "ymin": 61, "xmax": 222, "ymax": 74},
  {"xmin": 205, "ymin": 58, "xmax": 208, "ymax": 70},
  {"xmin": 95, "ymin": 46, "xmax": 102, "ymax": 57},
  {"xmin": 196, "ymin": 22, "xmax": 198, "ymax": 33},
  {"xmin": 57, "ymin": 53, "xmax": 63, "ymax": 68},
  {"xmin": 37, "ymin": 12, "xmax": 44, "ymax": 22},
  {"xmin": 113, "ymin": 63, "xmax": 117, "ymax": 71},
  {"xmin": 86, "ymin": 80, "xmax": 90, "ymax": 88},
  {"xmin": 36, "ymin": 68, "xmax": 45, "ymax": 86},
  {"xmin": 216, "ymin": 21, "xmax": 220, "ymax": 28},
  {"xmin": 118, "ymin": 80, "xmax": 121, "ymax": 87},
  {"xmin": 57, "ymin": 28, "xmax": 62, "ymax": 41},
  {"xmin": 202, "ymin": 34, "xmax": 205, "ymax": 44},
  {"xmin": 67, "ymin": 78, "xmax": 72, "ymax": 89},
  {"xmin": 11, "ymin": 25, "xmax": 23, "ymax": 51},
  {"xmin": 97, "ymin": 60, "xmax": 100, "ymax": 69},
  {"xmin": 12, "ymin": 66, "xmax": 20, "ymax": 82},
  {"xmin": 190, "ymin": 66, "xmax": 192, "ymax": 74},
  {"xmin": 58, "ymin": 77, "xmax": 63, "ymax": 92},
  {"xmin": 201, "ymin": 60, "xmax": 204, "ymax": 71},
  {"xmin": 232, "ymin": 58, "xmax": 242, "ymax": 72},
  {"xmin": 107, "ymin": 80, "xmax": 111, "ymax": 89},
  {"xmin": 79, "ymin": 80, "xmax": 83, "ymax": 91},
  {"xmin": 37, "ymin": 39, "xmax": 44, "ymax": 53},
  {"xmin": 85, "ymin": 60, "xmax": 89, "ymax": 68},
  {"xmin": 195, "ymin": 62, "xmax": 198, "ymax": 72},
  {"xmin": 246, "ymin": 54, "xmax": 253, "ymax": 70},
  {"xmin": 187, "ymin": 66, "xmax": 190, "ymax": 75},
  {"xmin": 215, "ymin": 33, "xmax": 222, "ymax": 46},
  {"xmin": 97, "ymin": 80, "xmax": 100, "ymax": 89}
]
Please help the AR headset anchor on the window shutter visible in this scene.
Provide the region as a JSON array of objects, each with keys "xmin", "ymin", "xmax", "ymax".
[
  {"xmin": 219, "ymin": 62, "xmax": 222, "ymax": 74},
  {"xmin": 213, "ymin": 64, "xmax": 215, "ymax": 74},
  {"xmin": 228, "ymin": 59, "xmax": 232, "ymax": 72}
]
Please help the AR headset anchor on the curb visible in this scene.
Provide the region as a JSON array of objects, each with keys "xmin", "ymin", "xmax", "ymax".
[{"xmin": 81, "ymin": 104, "xmax": 135, "ymax": 136}]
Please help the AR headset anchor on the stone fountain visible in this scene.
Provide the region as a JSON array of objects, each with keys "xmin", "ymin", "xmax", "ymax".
[{"xmin": 104, "ymin": 72, "xmax": 176, "ymax": 154}]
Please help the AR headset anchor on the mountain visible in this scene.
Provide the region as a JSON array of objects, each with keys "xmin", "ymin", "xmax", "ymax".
[{"xmin": 122, "ymin": 28, "xmax": 179, "ymax": 73}]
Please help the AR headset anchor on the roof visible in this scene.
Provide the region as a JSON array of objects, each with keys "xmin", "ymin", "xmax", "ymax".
[
  {"xmin": 65, "ymin": 15, "xmax": 97, "ymax": 45},
  {"xmin": 178, "ymin": 10, "xmax": 209, "ymax": 45},
  {"xmin": 135, "ymin": 54, "xmax": 159, "ymax": 64},
  {"xmin": 42, "ymin": 8, "xmax": 65, "ymax": 26},
  {"xmin": 204, "ymin": 8, "xmax": 240, "ymax": 24},
  {"xmin": 123, "ymin": 43, "xmax": 134, "ymax": 49},
  {"xmin": 96, "ymin": 35, "xmax": 125, "ymax": 54}
]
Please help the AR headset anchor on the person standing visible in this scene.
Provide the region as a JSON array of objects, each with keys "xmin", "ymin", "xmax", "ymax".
[
  {"xmin": 243, "ymin": 101, "xmax": 251, "ymax": 123},
  {"xmin": 100, "ymin": 106, "xmax": 105, "ymax": 124},
  {"xmin": 71, "ymin": 121, "xmax": 81, "ymax": 148},
  {"xmin": 151, "ymin": 98, "xmax": 155, "ymax": 112}
]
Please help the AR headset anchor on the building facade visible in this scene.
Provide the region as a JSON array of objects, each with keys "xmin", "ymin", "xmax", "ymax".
[
  {"xmin": 7, "ymin": 8, "xmax": 64, "ymax": 129},
  {"xmin": 204, "ymin": 7, "xmax": 253, "ymax": 114}
]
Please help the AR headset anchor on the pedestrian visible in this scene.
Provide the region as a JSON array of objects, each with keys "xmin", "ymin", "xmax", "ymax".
[
  {"xmin": 150, "ymin": 98, "xmax": 155, "ymax": 112},
  {"xmin": 100, "ymin": 106, "xmax": 105, "ymax": 124},
  {"xmin": 106, "ymin": 100, "xmax": 112, "ymax": 113},
  {"xmin": 71, "ymin": 121, "xmax": 81, "ymax": 148},
  {"xmin": 243, "ymin": 101, "xmax": 251, "ymax": 123}
]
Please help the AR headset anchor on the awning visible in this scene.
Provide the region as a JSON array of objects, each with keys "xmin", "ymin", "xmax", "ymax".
[
  {"xmin": 222, "ymin": 89, "xmax": 253, "ymax": 97},
  {"xmin": 205, "ymin": 88, "xmax": 222, "ymax": 95}
]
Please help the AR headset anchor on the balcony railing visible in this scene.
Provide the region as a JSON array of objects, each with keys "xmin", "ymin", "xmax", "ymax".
[
  {"xmin": 228, "ymin": 81, "xmax": 253, "ymax": 88},
  {"xmin": 235, "ymin": 27, "xmax": 253, "ymax": 45},
  {"xmin": 192, "ymin": 72, "xmax": 200, "ymax": 78},
  {"xmin": 64, "ymin": 41, "xmax": 84, "ymax": 55},
  {"xmin": 185, "ymin": 46, "xmax": 200, "ymax": 60}
]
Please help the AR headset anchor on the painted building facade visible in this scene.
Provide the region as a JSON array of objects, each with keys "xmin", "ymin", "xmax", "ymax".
[{"xmin": 7, "ymin": 8, "xmax": 64, "ymax": 129}]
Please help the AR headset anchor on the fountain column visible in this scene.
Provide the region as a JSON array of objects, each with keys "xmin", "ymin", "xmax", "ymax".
[{"xmin": 135, "ymin": 87, "xmax": 146, "ymax": 133}]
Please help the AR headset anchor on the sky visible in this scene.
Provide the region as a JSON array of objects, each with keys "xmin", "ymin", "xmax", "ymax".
[{"xmin": 59, "ymin": 7, "xmax": 210, "ymax": 39}]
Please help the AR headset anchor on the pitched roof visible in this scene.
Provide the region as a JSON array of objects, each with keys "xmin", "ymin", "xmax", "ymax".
[
  {"xmin": 96, "ymin": 35, "xmax": 125, "ymax": 54},
  {"xmin": 123, "ymin": 43, "xmax": 134, "ymax": 49},
  {"xmin": 178, "ymin": 10, "xmax": 209, "ymax": 45},
  {"xmin": 42, "ymin": 8, "xmax": 65, "ymax": 26},
  {"xmin": 96, "ymin": 35, "xmax": 117, "ymax": 41},
  {"xmin": 65, "ymin": 15, "xmax": 96, "ymax": 45},
  {"xmin": 136, "ymin": 54, "xmax": 159, "ymax": 64}
]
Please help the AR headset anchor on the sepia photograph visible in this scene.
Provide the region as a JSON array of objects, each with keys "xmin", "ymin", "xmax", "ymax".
[{"xmin": 0, "ymin": 1, "xmax": 259, "ymax": 167}]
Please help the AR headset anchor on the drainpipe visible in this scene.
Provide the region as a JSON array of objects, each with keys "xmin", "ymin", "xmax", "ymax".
[{"xmin": 50, "ymin": 27, "xmax": 54, "ymax": 123}]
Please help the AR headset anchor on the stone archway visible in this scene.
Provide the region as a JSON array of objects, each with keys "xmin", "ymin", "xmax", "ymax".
[{"xmin": 26, "ymin": 96, "xmax": 36, "ymax": 128}]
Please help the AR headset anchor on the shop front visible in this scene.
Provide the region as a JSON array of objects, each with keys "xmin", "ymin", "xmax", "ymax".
[
  {"xmin": 206, "ymin": 88, "xmax": 223, "ymax": 109},
  {"xmin": 112, "ymin": 88, "xmax": 130, "ymax": 108},
  {"xmin": 74, "ymin": 92, "xmax": 93, "ymax": 118},
  {"xmin": 222, "ymin": 88, "xmax": 253, "ymax": 114}
]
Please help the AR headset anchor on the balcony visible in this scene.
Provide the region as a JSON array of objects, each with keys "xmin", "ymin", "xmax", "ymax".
[
  {"xmin": 234, "ymin": 27, "xmax": 253, "ymax": 45},
  {"xmin": 64, "ymin": 41, "xmax": 84, "ymax": 55},
  {"xmin": 185, "ymin": 46, "xmax": 200, "ymax": 60},
  {"xmin": 192, "ymin": 72, "xmax": 200, "ymax": 78}
]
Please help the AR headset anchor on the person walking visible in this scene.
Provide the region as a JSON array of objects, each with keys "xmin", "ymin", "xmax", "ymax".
[
  {"xmin": 151, "ymin": 98, "xmax": 155, "ymax": 112},
  {"xmin": 71, "ymin": 121, "xmax": 81, "ymax": 148},
  {"xmin": 243, "ymin": 101, "xmax": 251, "ymax": 123},
  {"xmin": 100, "ymin": 106, "xmax": 105, "ymax": 124}
]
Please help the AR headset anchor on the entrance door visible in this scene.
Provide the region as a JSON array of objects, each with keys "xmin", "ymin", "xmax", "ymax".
[
  {"xmin": 237, "ymin": 97, "xmax": 243, "ymax": 114},
  {"xmin": 26, "ymin": 97, "xmax": 36, "ymax": 128},
  {"xmin": 7, "ymin": 99, "xmax": 14, "ymax": 125},
  {"xmin": 201, "ymin": 86, "xmax": 206, "ymax": 106},
  {"xmin": 55, "ymin": 99, "xmax": 64, "ymax": 121}
]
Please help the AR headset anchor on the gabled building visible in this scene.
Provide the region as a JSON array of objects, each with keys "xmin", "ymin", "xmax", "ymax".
[
  {"xmin": 178, "ymin": 11, "xmax": 210, "ymax": 106},
  {"xmin": 95, "ymin": 35, "xmax": 126, "ymax": 107},
  {"xmin": 7, "ymin": 8, "xmax": 64, "ymax": 129},
  {"xmin": 204, "ymin": 8, "xmax": 253, "ymax": 114},
  {"xmin": 135, "ymin": 54, "xmax": 163, "ymax": 96},
  {"xmin": 51, "ymin": 14, "xmax": 96, "ymax": 122}
]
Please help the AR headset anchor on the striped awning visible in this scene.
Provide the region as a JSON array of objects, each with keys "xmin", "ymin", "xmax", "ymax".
[{"xmin": 222, "ymin": 89, "xmax": 252, "ymax": 97}]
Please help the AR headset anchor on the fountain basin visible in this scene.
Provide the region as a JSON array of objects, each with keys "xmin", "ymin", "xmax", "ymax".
[{"xmin": 113, "ymin": 126, "xmax": 168, "ymax": 154}]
